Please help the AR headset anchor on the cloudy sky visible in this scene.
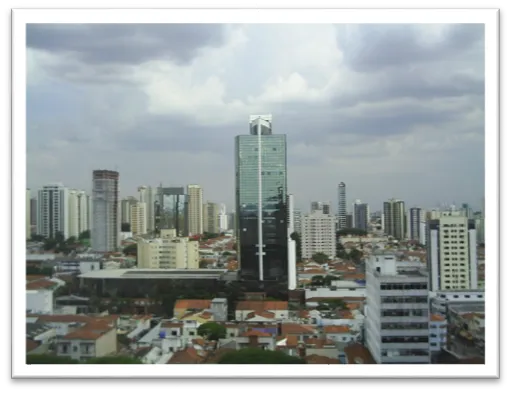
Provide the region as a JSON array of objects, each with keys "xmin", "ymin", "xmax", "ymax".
[{"xmin": 26, "ymin": 23, "xmax": 485, "ymax": 212}]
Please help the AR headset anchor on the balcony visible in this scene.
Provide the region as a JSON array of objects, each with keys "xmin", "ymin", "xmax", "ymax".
[
  {"xmin": 381, "ymin": 316, "xmax": 429, "ymax": 323},
  {"xmin": 381, "ymin": 342, "xmax": 430, "ymax": 350},
  {"xmin": 381, "ymin": 303, "xmax": 429, "ymax": 310},
  {"xmin": 381, "ymin": 329, "xmax": 429, "ymax": 336}
]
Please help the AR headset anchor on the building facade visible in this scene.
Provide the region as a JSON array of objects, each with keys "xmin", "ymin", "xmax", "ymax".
[
  {"xmin": 235, "ymin": 114, "xmax": 288, "ymax": 281},
  {"xmin": 37, "ymin": 183, "xmax": 69, "ymax": 239},
  {"xmin": 292, "ymin": 209, "xmax": 302, "ymax": 235},
  {"xmin": 337, "ymin": 182, "xmax": 347, "ymax": 230},
  {"xmin": 26, "ymin": 189, "xmax": 31, "ymax": 239},
  {"xmin": 218, "ymin": 203, "xmax": 228, "ymax": 232},
  {"xmin": 408, "ymin": 207, "xmax": 423, "ymax": 241},
  {"xmin": 138, "ymin": 186, "xmax": 156, "ymax": 233},
  {"xmin": 130, "ymin": 202, "xmax": 147, "ymax": 236},
  {"xmin": 301, "ymin": 210, "xmax": 336, "ymax": 260},
  {"xmin": 203, "ymin": 201, "xmax": 220, "ymax": 234},
  {"xmin": 187, "ymin": 184, "xmax": 203, "ymax": 236},
  {"xmin": 91, "ymin": 170, "xmax": 120, "ymax": 252},
  {"xmin": 383, "ymin": 199, "xmax": 406, "ymax": 240},
  {"xmin": 353, "ymin": 200, "xmax": 369, "ymax": 232}
]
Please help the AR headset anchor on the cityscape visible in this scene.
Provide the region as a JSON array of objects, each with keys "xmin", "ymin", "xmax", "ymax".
[{"xmin": 24, "ymin": 23, "xmax": 485, "ymax": 367}]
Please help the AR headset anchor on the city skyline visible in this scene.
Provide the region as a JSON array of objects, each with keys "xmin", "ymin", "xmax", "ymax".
[{"xmin": 27, "ymin": 23, "xmax": 484, "ymax": 212}]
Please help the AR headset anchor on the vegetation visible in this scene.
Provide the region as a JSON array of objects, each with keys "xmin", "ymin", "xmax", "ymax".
[
  {"xmin": 79, "ymin": 230, "xmax": 91, "ymax": 240},
  {"xmin": 202, "ymin": 232, "xmax": 221, "ymax": 240},
  {"xmin": 30, "ymin": 234, "xmax": 46, "ymax": 242},
  {"xmin": 222, "ymin": 251, "xmax": 232, "ymax": 256},
  {"xmin": 197, "ymin": 322, "xmax": 227, "ymax": 341},
  {"xmin": 123, "ymin": 244, "xmax": 137, "ymax": 256},
  {"xmin": 199, "ymin": 260, "xmax": 210, "ymax": 269},
  {"xmin": 348, "ymin": 248, "xmax": 364, "ymax": 263},
  {"xmin": 310, "ymin": 275, "xmax": 325, "ymax": 287},
  {"xmin": 27, "ymin": 354, "xmax": 79, "ymax": 364},
  {"xmin": 217, "ymin": 348, "xmax": 307, "ymax": 364},
  {"xmin": 121, "ymin": 222, "xmax": 131, "ymax": 232},
  {"xmin": 290, "ymin": 231, "xmax": 302, "ymax": 262},
  {"xmin": 311, "ymin": 252, "xmax": 329, "ymax": 264},
  {"xmin": 85, "ymin": 356, "xmax": 142, "ymax": 364},
  {"xmin": 26, "ymin": 266, "xmax": 54, "ymax": 276},
  {"xmin": 336, "ymin": 228, "xmax": 368, "ymax": 237}
]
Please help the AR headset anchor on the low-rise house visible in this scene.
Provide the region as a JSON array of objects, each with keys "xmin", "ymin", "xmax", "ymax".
[
  {"xmin": 323, "ymin": 325, "xmax": 360, "ymax": 344},
  {"xmin": 166, "ymin": 345, "xmax": 207, "ymax": 364},
  {"xmin": 219, "ymin": 329, "xmax": 276, "ymax": 351},
  {"xmin": 340, "ymin": 343, "xmax": 376, "ymax": 364},
  {"xmin": 173, "ymin": 299, "xmax": 212, "ymax": 319},
  {"xmin": 235, "ymin": 301, "xmax": 289, "ymax": 321},
  {"xmin": 56, "ymin": 322, "xmax": 117, "ymax": 361}
]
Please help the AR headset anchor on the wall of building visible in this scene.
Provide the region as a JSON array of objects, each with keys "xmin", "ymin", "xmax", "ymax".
[{"xmin": 26, "ymin": 290, "xmax": 54, "ymax": 314}]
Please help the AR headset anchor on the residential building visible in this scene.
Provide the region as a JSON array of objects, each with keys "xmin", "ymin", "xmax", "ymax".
[
  {"xmin": 346, "ymin": 213, "xmax": 353, "ymax": 229},
  {"xmin": 218, "ymin": 203, "xmax": 228, "ymax": 232},
  {"xmin": 77, "ymin": 190, "xmax": 90, "ymax": 234},
  {"xmin": 365, "ymin": 251, "xmax": 430, "ymax": 364},
  {"xmin": 138, "ymin": 186, "xmax": 156, "ymax": 233},
  {"xmin": 26, "ymin": 189, "xmax": 31, "ymax": 239},
  {"xmin": 353, "ymin": 200, "xmax": 369, "ymax": 232},
  {"xmin": 292, "ymin": 209, "xmax": 302, "ymax": 235},
  {"xmin": 461, "ymin": 203, "xmax": 473, "ymax": 219},
  {"xmin": 286, "ymin": 194, "xmax": 295, "ymax": 234},
  {"xmin": 121, "ymin": 197, "xmax": 137, "ymax": 226},
  {"xmin": 383, "ymin": 199, "xmax": 406, "ymax": 240},
  {"xmin": 301, "ymin": 210, "xmax": 336, "ymax": 260},
  {"xmin": 68, "ymin": 189, "xmax": 80, "ymax": 238},
  {"xmin": 27, "ymin": 289, "xmax": 54, "ymax": 314},
  {"xmin": 91, "ymin": 170, "xmax": 120, "ymax": 252},
  {"xmin": 37, "ymin": 183, "xmax": 69, "ymax": 239},
  {"xmin": 429, "ymin": 290, "xmax": 484, "ymax": 317},
  {"xmin": 137, "ymin": 230, "xmax": 199, "ymax": 269},
  {"xmin": 57, "ymin": 324, "xmax": 117, "ymax": 362},
  {"xmin": 235, "ymin": 300, "xmax": 289, "ymax": 321},
  {"xmin": 130, "ymin": 202, "xmax": 147, "ymax": 236},
  {"xmin": 187, "ymin": 184, "xmax": 203, "ymax": 236},
  {"xmin": 174, "ymin": 299, "xmax": 213, "ymax": 319},
  {"xmin": 408, "ymin": 207, "xmax": 423, "ymax": 241},
  {"xmin": 426, "ymin": 211, "xmax": 478, "ymax": 291},
  {"xmin": 203, "ymin": 201, "xmax": 220, "ymax": 234},
  {"xmin": 235, "ymin": 114, "xmax": 288, "ymax": 281},
  {"xmin": 30, "ymin": 197, "xmax": 37, "ymax": 230},
  {"xmin": 337, "ymin": 182, "xmax": 347, "ymax": 230},
  {"xmin": 429, "ymin": 314, "xmax": 448, "ymax": 356}
]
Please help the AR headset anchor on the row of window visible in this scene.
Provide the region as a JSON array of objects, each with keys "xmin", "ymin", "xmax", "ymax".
[
  {"xmin": 381, "ymin": 336, "xmax": 429, "ymax": 343},
  {"xmin": 381, "ymin": 323, "xmax": 429, "ymax": 330},
  {"xmin": 381, "ymin": 310, "xmax": 428, "ymax": 317},
  {"xmin": 380, "ymin": 283, "xmax": 428, "ymax": 290}
]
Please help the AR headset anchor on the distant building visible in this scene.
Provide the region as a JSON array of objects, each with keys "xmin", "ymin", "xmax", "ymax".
[
  {"xmin": 353, "ymin": 200, "xmax": 369, "ymax": 232},
  {"xmin": 121, "ymin": 197, "xmax": 137, "ymax": 226},
  {"xmin": 187, "ymin": 185, "xmax": 204, "ymax": 236},
  {"xmin": 408, "ymin": 207, "xmax": 423, "ymax": 241},
  {"xmin": 337, "ymin": 182, "xmax": 347, "ymax": 230},
  {"xmin": 91, "ymin": 170, "xmax": 120, "ymax": 252},
  {"xmin": 203, "ymin": 201, "xmax": 220, "ymax": 234},
  {"xmin": 37, "ymin": 183, "xmax": 69, "ymax": 239},
  {"xmin": 138, "ymin": 186, "xmax": 156, "ymax": 233},
  {"xmin": 26, "ymin": 189, "xmax": 31, "ymax": 240},
  {"xmin": 218, "ymin": 204, "xmax": 228, "ymax": 232},
  {"xmin": 301, "ymin": 211, "xmax": 336, "ymax": 260},
  {"xmin": 383, "ymin": 199, "xmax": 406, "ymax": 240},
  {"xmin": 130, "ymin": 202, "xmax": 147, "ymax": 236}
]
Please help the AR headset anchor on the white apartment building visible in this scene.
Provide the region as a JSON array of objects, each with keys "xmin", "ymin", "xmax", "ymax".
[
  {"xmin": 91, "ymin": 170, "xmax": 120, "ymax": 252},
  {"xmin": 338, "ymin": 182, "xmax": 347, "ymax": 230},
  {"xmin": 293, "ymin": 209, "xmax": 302, "ymax": 235},
  {"xmin": 138, "ymin": 186, "xmax": 155, "ymax": 233},
  {"xmin": 37, "ymin": 183, "xmax": 69, "ymax": 239},
  {"xmin": 69, "ymin": 189, "xmax": 91, "ymax": 238},
  {"xmin": 68, "ymin": 190, "xmax": 79, "ymax": 238},
  {"xmin": 218, "ymin": 203, "xmax": 228, "ymax": 232},
  {"xmin": 426, "ymin": 211, "xmax": 478, "ymax": 291},
  {"xmin": 301, "ymin": 210, "xmax": 336, "ymax": 259},
  {"xmin": 408, "ymin": 207, "xmax": 424, "ymax": 241},
  {"xmin": 77, "ymin": 191, "xmax": 90, "ymax": 234},
  {"xmin": 26, "ymin": 189, "xmax": 31, "ymax": 239},
  {"xmin": 203, "ymin": 201, "xmax": 220, "ymax": 234},
  {"xmin": 121, "ymin": 197, "xmax": 137, "ymax": 225},
  {"xmin": 365, "ymin": 251, "xmax": 430, "ymax": 364},
  {"xmin": 137, "ymin": 229, "xmax": 199, "ymax": 269},
  {"xmin": 130, "ymin": 202, "xmax": 147, "ymax": 236},
  {"xmin": 429, "ymin": 289, "xmax": 484, "ymax": 317},
  {"xmin": 187, "ymin": 185, "xmax": 203, "ymax": 235}
]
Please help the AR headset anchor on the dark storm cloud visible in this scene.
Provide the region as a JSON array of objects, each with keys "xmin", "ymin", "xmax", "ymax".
[
  {"xmin": 27, "ymin": 23, "xmax": 226, "ymax": 65},
  {"xmin": 337, "ymin": 24, "xmax": 484, "ymax": 72}
]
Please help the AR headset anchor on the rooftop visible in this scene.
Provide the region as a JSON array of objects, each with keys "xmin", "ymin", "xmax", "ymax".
[{"xmin": 79, "ymin": 268, "xmax": 228, "ymax": 280}]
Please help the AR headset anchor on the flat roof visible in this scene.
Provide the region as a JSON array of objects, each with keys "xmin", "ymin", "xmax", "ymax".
[{"xmin": 79, "ymin": 268, "xmax": 228, "ymax": 280}]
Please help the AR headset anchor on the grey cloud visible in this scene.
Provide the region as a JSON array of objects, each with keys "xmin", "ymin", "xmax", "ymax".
[
  {"xmin": 337, "ymin": 24, "xmax": 484, "ymax": 72},
  {"xmin": 27, "ymin": 24, "xmax": 226, "ymax": 65}
]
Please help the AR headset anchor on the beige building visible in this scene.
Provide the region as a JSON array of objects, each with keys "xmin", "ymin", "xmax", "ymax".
[
  {"xmin": 383, "ymin": 199, "xmax": 406, "ymax": 240},
  {"xmin": 301, "ymin": 210, "xmax": 336, "ymax": 260},
  {"xmin": 203, "ymin": 201, "xmax": 220, "ymax": 234},
  {"xmin": 120, "ymin": 197, "xmax": 137, "ymax": 225},
  {"xmin": 137, "ymin": 229, "xmax": 199, "ymax": 269},
  {"xmin": 187, "ymin": 184, "xmax": 203, "ymax": 236},
  {"xmin": 130, "ymin": 202, "xmax": 147, "ymax": 236},
  {"xmin": 57, "ymin": 326, "xmax": 117, "ymax": 362}
]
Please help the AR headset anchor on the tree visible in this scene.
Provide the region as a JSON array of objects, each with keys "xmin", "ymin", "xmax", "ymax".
[
  {"xmin": 337, "ymin": 228, "xmax": 367, "ymax": 237},
  {"xmin": 217, "ymin": 348, "xmax": 307, "ymax": 364},
  {"xmin": 30, "ymin": 234, "xmax": 46, "ymax": 242},
  {"xmin": 66, "ymin": 236, "xmax": 77, "ymax": 245},
  {"xmin": 323, "ymin": 275, "xmax": 337, "ymax": 286},
  {"xmin": 199, "ymin": 260, "xmax": 210, "ymax": 269},
  {"xmin": 86, "ymin": 356, "xmax": 142, "ymax": 364},
  {"xmin": 311, "ymin": 275, "xmax": 324, "ymax": 287},
  {"xmin": 222, "ymin": 251, "xmax": 232, "ymax": 256},
  {"xmin": 198, "ymin": 322, "xmax": 227, "ymax": 341},
  {"xmin": 79, "ymin": 230, "xmax": 91, "ymax": 240},
  {"xmin": 55, "ymin": 231, "xmax": 65, "ymax": 244},
  {"xmin": 312, "ymin": 252, "xmax": 329, "ymax": 264},
  {"xmin": 27, "ymin": 354, "xmax": 79, "ymax": 364},
  {"xmin": 348, "ymin": 248, "xmax": 364, "ymax": 263},
  {"xmin": 121, "ymin": 222, "xmax": 131, "ymax": 232},
  {"xmin": 326, "ymin": 299, "xmax": 348, "ymax": 309},
  {"xmin": 123, "ymin": 244, "xmax": 137, "ymax": 256},
  {"xmin": 290, "ymin": 231, "xmax": 302, "ymax": 262}
]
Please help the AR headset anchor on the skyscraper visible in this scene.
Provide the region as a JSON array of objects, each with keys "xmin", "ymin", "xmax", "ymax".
[
  {"xmin": 37, "ymin": 183, "xmax": 69, "ymax": 239},
  {"xmin": 203, "ymin": 201, "xmax": 220, "ymax": 234},
  {"xmin": 68, "ymin": 189, "xmax": 80, "ymax": 238},
  {"xmin": 286, "ymin": 194, "xmax": 295, "ymax": 234},
  {"xmin": 383, "ymin": 199, "xmax": 406, "ymax": 240},
  {"xmin": 138, "ymin": 186, "xmax": 156, "ymax": 233},
  {"xmin": 408, "ymin": 207, "xmax": 423, "ymax": 241},
  {"xmin": 187, "ymin": 184, "xmax": 204, "ymax": 236},
  {"xmin": 26, "ymin": 189, "xmax": 31, "ymax": 240},
  {"xmin": 218, "ymin": 203, "xmax": 228, "ymax": 232},
  {"xmin": 353, "ymin": 200, "xmax": 369, "ymax": 232},
  {"xmin": 121, "ymin": 197, "xmax": 137, "ymax": 226},
  {"xmin": 337, "ymin": 182, "xmax": 347, "ymax": 230},
  {"xmin": 235, "ymin": 114, "xmax": 288, "ymax": 282},
  {"xmin": 130, "ymin": 202, "xmax": 147, "ymax": 236},
  {"xmin": 91, "ymin": 170, "xmax": 120, "ymax": 252}
]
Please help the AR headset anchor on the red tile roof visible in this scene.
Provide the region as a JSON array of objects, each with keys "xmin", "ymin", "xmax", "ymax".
[
  {"xmin": 240, "ymin": 330, "xmax": 272, "ymax": 337},
  {"xmin": 246, "ymin": 311, "xmax": 275, "ymax": 320},
  {"xmin": 305, "ymin": 354, "xmax": 340, "ymax": 364},
  {"xmin": 26, "ymin": 338, "xmax": 40, "ymax": 352},
  {"xmin": 63, "ymin": 326, "xmax": 114, "ymax": 340},
  {"xmin": 281, "ymin": 323, "xmax": 316, "ymax": 335},
  {"xmin": 324, "ymin": 325, "xmax": 351, "ymax": 334},
  {"xmin": 236, "ymin": 300, "xmax": 288, "ymax": 312},
  {"xmin": 174, "ymin": 299, "xmax": 212, "ymax": 310},
  {"xmin": 26, "ymin": 279, "xmax": 58, "ymax": 290},
  {"xmin": 167, "ymin": 347, "xmax": 205, "ymax": 364},
  {"xmin": 430, "ymin": 314, "xmax": 446, "ymax": 322},
  {"xmin": 343, "ymin": 343, "xmax": 376, "ymax": 364}
]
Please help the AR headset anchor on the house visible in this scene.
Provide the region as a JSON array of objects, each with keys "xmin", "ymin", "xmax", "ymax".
[
  {"xmin": 323, "ymin": 325, "xmax": 359, "ymax": 343},
  {"xmin": 173, "ymin": 299, "xmax": 212, "ymax": 318},
  {"xmin": 235, "ymin": 301, "xmax": 289, "ymax": 321},
  {"xmin": 219, "ymin": 329, "xmax": 276, "ymax": 351},
  {"xmin": 340, "ymin": 343, "xmax": 376, "ymax": 364},
  {"xmin": 56, "ymin": 323, "xmax": 117, "ymax": 361},
  {"xmin": 166, "ymin": 345, "xmax": 206, "ymax": 364},
  {"xmin": 277, "ymin": 335, "xmax": 339, "ymax": 360},
  {"xmin": 305, "ymin": 354, "xmax": 341, "ymax": 364}
]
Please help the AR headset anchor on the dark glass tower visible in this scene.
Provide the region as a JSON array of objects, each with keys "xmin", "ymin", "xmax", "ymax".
[{"xmin": 235, "ymin": 115, "xmax": 288, "ymax": 282}]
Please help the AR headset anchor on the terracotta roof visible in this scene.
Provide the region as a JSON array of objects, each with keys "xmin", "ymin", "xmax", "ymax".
[
  {"xmin": 32, "ymin": 314, "xmax": 91, "ymax": 323},
  {"xmin": 246, "ymin": 311, "xmax": 275, "ymax": 320},
  {"xmin": 324, "ymin": 325, "xmax": 351, "ymax": 334},
  {"xmin": 284, "ymin": 335, "xmax": 298, "ymax": 347},
  {"xmin": 307, "ymin": 297, "xmax": 365, "ymax": 302},
  {"xmin": 430, "ymin": 314, "xmax": 446, "ymax": 322},
  {"xmin": 305, "ymin": 354, "xmax": 340, "ymax": 364},
  {"xmin": 236, "ymin": 300, "xmax": 288, "ymax": 312},
  {"xmin": 303, "ymin": 269, "xmax": 327, "ymax": 275},
  {"xmin": 240, "ymin": 330, "xmax": 272, "ymax": 337},
  {"xmin": 281, "ymin": 323, "xmax": 316, "ymax": 335},
  {"xmin": 26, "ymin": 338, "xmax": 40, "ymax": 352},
  {"xmin": 198, "ymin": 311, "xmax": 213, "ymax": 320},
  {"xmin": 63, "ymin": 326, "xmax": 114, "ymax": 340},
  {"xmin": 298, "ymin": 310, "xmax": 310, "ymax": 319},
  {"xmin": 192, "ymin": 338, "xmax": 206, "ymax": 346},
  {"xmin": 26, "ymin": 279, "xmax": 58, "ymax": 290},
  {"xmin": 305, "ymin": 337, "xmax": 336, "ymax": 348},
  {"xmin": 167, "ymin": 347, "xmax": 205, "ymax": 364},
  {"xmin": 174, "ymin": 299, "xmax": 212, "ymax": 310},
  {"xmin": 343, "ymin": 343, "xmax": 376, "ymax": 364}
]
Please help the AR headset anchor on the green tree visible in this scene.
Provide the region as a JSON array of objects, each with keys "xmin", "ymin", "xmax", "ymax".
[
  {"xmin": 348, "ymin": 248, "xmax": 364, "ymax": 263},
  {"xmin": 27, "ymin": 354, "xmax": 79, "ymax": 364},
  {"xmin": 326, "ymin": 299, "xmax": 348, "ymax": 309},
  {"xmin": 55, "ymin": 231, "xmax": 65, "ymax": 244},
  {"xmin": 199, "ymin": 260, "xmax": 210, "ymax": 269},
  {"xmin": 198, "ymin": 322, "xmax": 227, "ymax": 341},
  {"xmin": 66, "ymin": 236, "xmax": 77, "ymax": 245},
  {"xmin": 121, "ymin": 222, "xmax": 131, "ymax": 232},
  {"xmin": 222, "ymin": 251, "xmax": 232, "ymax": 256},
  {"xmin": 79, "ymin": 230, "xmax": 91, "ymax": 240},
  {"xmin": 323, "ymin": 275, "xmax": 338, "ymax": 286},
  {"xmin": 217, "ymin": 348, "xmax": 306, "ymax": 364},
  {"xmin": 30, "ymin": 234, "xmax": 46, "ymax": 242},
  {"xmin": 123, "ymin": 244, "xmax": 137, "ymax": 256},
  {"xmin": 311, "ymin": 252, "xmax": 329, "ymax": 264},
  {"xmin": 311, "ymin": 275, "xmax": 324, "ymax": 287},
  {"xmin": 290, "ymin": 231, "xmax": 302, "ymax": 262},
  {"xmin": 86, "ymin": 356, "xmax": 142, "ymax": 364}
]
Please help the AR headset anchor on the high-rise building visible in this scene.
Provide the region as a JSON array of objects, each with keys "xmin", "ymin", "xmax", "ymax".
[
  {"xmin": 301, "ymin": 210, "xmax": 336, "ymax": 260},
  {"xmin": 138, "ymin": 186, "xmax": 156, "ymax": 233},
  {"xmin": 322, "ymin": 202, "xmax": 331, "ymax": 215},
  {"xmin": 203, "ymin": 201, "xmax": 220, "ymax": 234},
  {"xmin": 346, "ymin": 213, "xmax": 353, "ymax": 229},
  {"xmin": 286, "ymin": 194, "xmax": 295, "ymax": 235},
  {"xmin": 461, "ymin": 203, "xmax": 473, "ymax": 219},
  {"xmin": 408, "ymin": 207, "xmax": 423, "ymax": 241},
  {"xmin": 365, "ymin": 251, "xmax": 430, "ymax": 364},
  {"xmin": 91, "ymin": 170, "xmax": 120, "ymax": 252},
  {"xmin": 383, "ymin": 199, "xmax": 406, "ymax": 240},
  {"xmin": 218, "ymin": 203, "xmax": 228, "ymax": 232},
  {"xmin": 37, "ymin": 183, "xmax": 69, "ymax": 239},
  {"xmin": 120, "ymin": 197, "xmax": 137, "ymax": 226},
  {"xmin": 353, "ymin": 200, "xmax": 369, "ymax": 232},
  {"xmin": 187, "ymin": 185, "xmax": 203, "ymax": 236},
  {"xmin": 337, "ymin": 182, "xmax": 347, "ymax": 230},
  {"xmin": 426, "ymin": 211, "xmax": 478, "ymax": 291},
  {"xmin": 68, "ymin": 189, "xmax": 80, "ymax": 238},
  {"xmin": 292, "ymin": 209, "xmax": 302, "ymax": 235},
  {"xmin": 77, "ymin": 190, "xmax": 90, "ymax": 234},
  {"xmin": 235, "ymin": 114, "xmax": 288, "ymax": 281},
  {"xmin": 30, "ymin": 197, "xmax": 37, "ymax": 229},
  {"xmin": 156, "ymin": 186, "xmax": 187, "ymax": 236},
  {"xmin": 26, "ymin": 189, "xmax": 31, "ymax": 240},
  {"xmin": 130, "ymin": 202, "xmax": 147, "ymax": 236},
  {"xmin": 311, "ymin": 201, "xmax": 322, "ymax": 213}
]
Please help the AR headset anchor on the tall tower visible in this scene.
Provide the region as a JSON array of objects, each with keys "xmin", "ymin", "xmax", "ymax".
[
  {"xmin": 68, "ymin": 189, "xmax": 80, "ymax": 238},
  {"xmin": 353, "ymin": 200, "xmax": 369, "ymax": 232},
  {"xmin": 337, "ymin": 182, "xmax": 347, "ymax": 230},
  {"xmin": 26, "ymin": 189, "xmax": 31, "ymax": 240},
  {"xmin": 408, "ymin": 207, "xmax": 423, "ymax": 241},
  {"xmin": 91, "ymin": 170, "xmax": 120, "ymax": 252},
  {"xmin": 383, "ymin": 199, "xmax": 406, "ymax": 240},
  {"xmin": 130, "ymin": 202, "xmax": 147, "ymax": 236},
  {"xmin": 138, "ymin": 186, "xmax": 155, "ymax": 233},
  {"xmin": 37, "ymin": 183, "xmax": 69, "ymax": 239},
  {"xmin": 235, "ymin": 114, "xmax": 288, "ymax": 282},
  {"xmin": 187, "ymin": 185, "xmax": 204, "ymax": 236}
]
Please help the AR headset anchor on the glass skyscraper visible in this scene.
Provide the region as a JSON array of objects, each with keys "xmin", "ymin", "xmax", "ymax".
[{"xmin": 235, "ymin": 115, "xmax": 288, "ymax": 282}]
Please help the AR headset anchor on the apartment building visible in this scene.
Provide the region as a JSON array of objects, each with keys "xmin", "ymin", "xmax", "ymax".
[
  {"xmin": 383, "ymin": 199, "xmax": 406, "ymax": 240},
  {"xmin": 365, "ymin": 252, "xmax": 430, "ymax": 364},
  {"xmin": 203, "ymin": 201, "xmax": 220, "ymax": 234},
  {"xmin": 301, "ymin": 210, "xmax": 336, "ymax": 260},
  {"xmin": 426, "ymin": 211, "xmax": 478, "ymax": 291},
  {"xmin": 187, "ymin": 185, "xmax": 203, "ymax": 236},
  {"xmin": 137, "ymin": 229, "xmax": 199, "ymax": 269},
  {"xmin": 353, "ymin": 200, "xmax": 369, "ymax": 232},
  {"xmin": 130, "ymin": 202, "xmax": 147, "ymax": 236},
  {"xmin": 91, "ymin": 170, "xmax": 120, "ymax": 252},
  {"xmin": 37, "ymin": 183, "xmax": 69, "ymax": 239}
]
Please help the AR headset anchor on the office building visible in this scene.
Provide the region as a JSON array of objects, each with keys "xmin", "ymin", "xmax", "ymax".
[
  {"xmin": 30, "ymin": 197, "xmax": 37, "ymax": 229},
  {"xmin": 408, "ymin": 207, "xmax": 423, "ymax": 241},
  {"xmin": 130, "ymin": 202, "xmax": 147, "ymax": 236},
  {"xmin": 138, "ymin": 186, "xmax": 156, "ymax": 233},
  {"xmin": 292, "ymin": 209, "xmax": 302, "ymax": 235},
  {"xmin": 426, "ymin": 211, "xmax": 478, "ymax": 291},
  {"xmin": 353, "ymin": 200, "xmax": 369, "ymax": 232},
  {"xmin": 37, "ymin": 183, "xmax": 69, "ymax": 239},
  {"xmin": 68, "ymin": 189, "xmax": 80, "ymax": 238},
  {"xmin": 235, "ymin": 114, "xmax": 288, "ymax": 281},
  {"xmin": 286, "ymin": 194, "xmax": 295, "ymax": 234},
  {"xmin": 91, "ymin": 170, "xmax": 120, "ymax": 252},
  {"xmin": 26, "ymin": 189, "xmax": 31, "ymax": 239},
  {"xmin": 203, "ymin": 201, "xmax": 220, "ymax": 234},
  {"xmin": 155, "ymin": 186, "xmax": 187, "ymax": 236},
  {"xmin": 120, "ymin": 197, "xmax": 137, "ymax": 225},
  {"xmin": 337, "ymin": 182, "xmax": 347, "ymax": 230},
  {"xmin": 383, "ymin": 199, "xmax": 406, "ymax": 240},
  {"xmin": 365, "ymin": 251, "xmax": 430, "ymax": 364},
  {"xmin": 346, "ymin": 213, "xmax": 353, "ymax": 229},
  {"xmin": 301, "ymin": 210, "xmax": 336, "ymax": 260},
  {"xmin": 187, "ymin": 184, "xmax": 203, "ymax": 236},
  {"xmin": 218, "ymin": 203, "xmax": 228, "ymax": 232}
]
